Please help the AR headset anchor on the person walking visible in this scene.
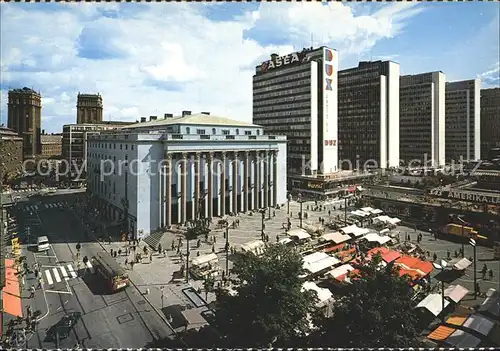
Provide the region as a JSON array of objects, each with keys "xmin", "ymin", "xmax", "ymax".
[
  {"xmin": 158, "ymin": 243, "xmax": 162, "ymax": 254},
  {"xmin": 488, "ymin": 269, "xmax": 493, "ymax": 280},
  {"xmin": 29, "ymin": 286, "xmax": 35, "ymax": 299}
]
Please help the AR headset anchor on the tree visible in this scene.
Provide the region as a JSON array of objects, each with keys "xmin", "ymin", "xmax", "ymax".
[
  {"xmin": 315, "ymin": 254, "xmax": 422, "ymax": 347},
  {"xmin": 214, "ymin": 244, "xmax": 318, "ymax": 347}
]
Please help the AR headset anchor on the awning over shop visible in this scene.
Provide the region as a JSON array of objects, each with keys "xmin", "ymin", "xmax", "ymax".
[
  {"xmin": 373, "ymin": 215, "xmax": 401, "ymax": 225},
  {"xmin": 320, "ymin": 231, "xmax": 352, "ymax": 244},
  {"xmin": 362, "ymin": 233, "xmax": 392, "ymax": 245},
  {"xmin": 340, "ymin": 225, "xmax": 370, "ymax": 237},
  {"xmin": 302, "ymin": 252, "xmax": 340, "ymax": 274},
  {"xmin": 445, "ymin": 329, "xmax": 481, "ymax": 348},
  {"xmin": 427, "ymin": 325, "xmax": 457, "ymax": 342},
  {"xmin": 396, "ymin": 255, "xmax": 434, "ymax": 278},
  {"xmin": 368, "ymin": 247, "xmax": 401, "ymax": 263},
  {"xmin": 351, "ymin": 210, "xmax": 370, "ymax": 217},
  {"xmin": 444, "ymin": 285, "xmax": 469, "ymax": 303},
  {"xmin": 190, "ymin": 253, "xmax": 218, "ymax": 267},
  {"xmin": 302, "ymin": 281, "xmax": 333, "ymax": 305},
  {"xmin": 462, "ymin": 314, "xmax": 495, "ymax": 337},
  {"xmin": 452, "ymin": 258, "xmax": 473, "ymax": 271},
  {"xmin": 278, "ymin": 238, "xmax": 293, "ymax": 245},
  {"xmin": 287, "ymin": 228, "xmax": 312, "ymax": 240},
  {"xmin": 416, "ymin": 293, "xmax": 450, "ymax": 316}
]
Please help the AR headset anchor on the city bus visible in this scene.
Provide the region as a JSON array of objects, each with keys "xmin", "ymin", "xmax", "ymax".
[{"xmin": 91, "ymin": 252, "xmax": 130, "ymax": 292}]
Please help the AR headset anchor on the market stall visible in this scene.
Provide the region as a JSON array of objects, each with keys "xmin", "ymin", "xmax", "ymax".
[
  {"xmin": 340, "ymin": 224, "xmax": 370, "ymax": 238},
  {"xmin": 287, "ymin": 228, "xmax": 311, "ymax": 243},
  {"xmin": 302, "ymin": 281, "xmax": 334, "ymax": 317},
  {"xmin": 319, "ymin": 231, "xmax": 352, "ymax": 245},
  {"xmin": 238, "ymin": 240, "xmax": 266, "ymax": 256},
  {"xmin": 301, "ymin": 252, "xmax": 340, "ymax": 277},
  {"xmin": 362, "ymin": 233, "xmax": 392, "ymax": 246},
  {"xmin": 189, "ymin": 253, "xmax": 219, "ymax": 279},
  {"xmin": 416, "ymin": 293, "xmax": 450, "ymax": 317},
  {"xmin": 444, "ymin": 285, "xmax": 469, "ymax": 304}
]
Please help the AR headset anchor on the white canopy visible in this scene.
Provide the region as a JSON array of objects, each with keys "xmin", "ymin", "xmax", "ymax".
[
  {"xmin": 351, "ymin": 210, "xmax": 370, "ymax": 217},
  {"xmin": 278, "ymin": 238, "xmax": 293, "ymax": 245},
  {"xmin": 361, "ymin": 207, "xmax": 375, "ymax": 213},
  {"xmin": 302, "ymin": 252, "xmax": 340, "ymax": 274},
  {"xmin": 190, "ymin": 253, "xmax": 218, "ymax": 267},
  {"xmin": 320, "ymin": 231, "xmax": 352, "ymax": 244},
  {"xmin": 416, "ymin": 293, "xmax": 450, "ymax": 316},
  {"xmin": 373, "ymin": 215, "xmax": 401, "ymax": 225},
  {"xmin": 452, "ymin": 258, "xmax": 472, "ymax": 271},
  {"xmin": 371, "ymin": 208, "xmax": 384, "ymax": 214},
  {"xmin": 446, "ymin": 329, "xmax": 481, "ymax": 348},
  {"xmin": 444, "ymin": 284, "xmax": 469, "ymax": 303},
  {"xmin": 240, "ymin": 240, "xmax": 266, "ymax": 255},
  {"xmin": 362, "ymin": 233, "xmax": 392, "ymax": 245},
  {"xmin": 388, "ymin": 217, "xmax": 401, "ymax": 225},
  {"xmin": 327, "ymin": 264, "xmax": 355, "ymax": 279},
  {"xmin": 340, "ymin": 225, "xmax": 370, "ymax": 237},
  {"xmin": 462, "ymin": 314, "xmax": 495, "ymax": 337},
  {"xmin": 302, "ymin": 281, "xmax": 333, "ymax": 305},
  {"xmin": 287, "ymin": 228, "xmax": 311, "ymax": 240}
]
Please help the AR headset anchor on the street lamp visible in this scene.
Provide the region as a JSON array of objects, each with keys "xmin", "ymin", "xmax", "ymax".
[
  {"xmin": 298, "ymin": 192, "xmax": 303, "ymax": 229},
  {"xmin": 456, "ymin": 215, "xmax": 466, "ymax": 258},
  {"xmin": 185, "ymin": 190, "xmax": 208, "ymax": 283},
  {"xmin": 432, "ymin": 259, "xmax": 448, "ymax": 322},
  {"xmin": 342, "ymin": 194, "xmax": 352, "ymax": 225},
  {"xmin": 260, "ymin": 208, "xmax": 266, "ymax": 240},
  {"xmin": 225, "ymin": 220, "xmax": 230, "ymax": 275},
  {"xmin": 469, "ymin": 237, "xmax": 477, "ymax": 297},
  {"xmin": 287, "ymin": 193, "xmax": 291, "ymax": 215}
]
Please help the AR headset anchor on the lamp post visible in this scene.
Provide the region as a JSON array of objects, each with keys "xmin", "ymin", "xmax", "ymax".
[
  {"xmin": 225, "ymin": 221, "xmax": 229, "ymax": 275},
  {"xmin": 298, "ymin": 192, "xmax": 303, "ymax": 229},
  {"xmin": 342, "ymin": 194, "xmax": 352, "ymax": 225},
  {"xmin": 260, "ymin": 208, "xmax": 265, "ymax": 240},
  {"xmin": 185, "ymin": 190, "xmax": 207, "ymax": 283},
  {"xmin": 457, "ymin": 215, "xmax": 466, "ymax": 258},
  {"xmin": 287, "ymin": 193, "xmax": 291, "ymax": 215},
  {"xmin": 432, "ymin": 260, "xmax": 448, "ymax": 322},
  {"xmin": 469, "ymin": 237, "xmax": 477, "ymax": 297}
]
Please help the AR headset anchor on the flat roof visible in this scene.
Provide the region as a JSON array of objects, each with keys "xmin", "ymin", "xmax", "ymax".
[{"xmin": 125, "ymin": 113, "xmax": 260, "ymax": 129}]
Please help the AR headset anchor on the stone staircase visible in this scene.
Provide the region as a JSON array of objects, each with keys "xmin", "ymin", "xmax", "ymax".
[{"xmin": 143, "ymin": 230, "xmax": 166, "ymax": 250}]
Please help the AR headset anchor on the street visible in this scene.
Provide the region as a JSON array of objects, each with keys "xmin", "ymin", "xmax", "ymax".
[{"xmin": 8, "ymin": 197, "xmax": 177, "ymax": 348}]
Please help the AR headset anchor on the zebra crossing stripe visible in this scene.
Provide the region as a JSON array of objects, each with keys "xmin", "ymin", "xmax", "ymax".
[
  {"xmin": 67, "ymin": 264, "xmax": 77, "ymax": 278},
  {"xmin": 45, "ymin": 204, "xmax": 49, "ymax": 208},
  {"xmin": 59, "ymin": 265, "xmax": 69, "ymax": 280},
  {"xmin": 45, "ymin": 270, "xmax": 54, "ymax": 285},
  {"xmin": 52, "ymin": 268, "xmax": 62, "ymax": 283}
]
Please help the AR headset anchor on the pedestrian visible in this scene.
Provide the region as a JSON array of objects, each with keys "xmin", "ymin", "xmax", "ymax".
[
  {"xmin": 197, "ymin": 251, "xmax": 200, "ymax": 256},
  {"xmin": 29, "ymin": 286, "xmax": 35, "ymax": 298},
  {"xmin": 171, "ymin": 240, "xmax": 175, "ymax": 250},
  {"xmin": 488, "ymin": 269, "xmax": 493, "ymax": 280},
  {"xmin": 212, "ymin": 245, "xmax": 215, "ymax": 253},
  {"xmin": 110, "ymin": 249, "xmax": 114, "ymax": 257},
  {"xmin": 475, "ymin": 282, "xmax": 481, "ymax": 296},
  {"xmin": 118, "ymin": 249, "xmax": 122, "ymax": 256},
  {"xmin": 125, "ymin": 258, "xmax": 128, "ymax": 267},
  {"xmin": 130, "ymin": 261, "xmax": 135, "ymax": 270},
  {"xmin": 447, "ymin": 250, "xmax": 450, "ymax": 259},
  {"xmin": 163, "ymin": 248, "xmax": 167, "ymax": 257},
  {"xmin": 150, "ymin": 253, "xmax": 153, "ymax": 263},
  {"xmin": 108, "ymin": 235, "xmax": 112, "ymax": 244},
  {"xmin": 114, "ymin": 251, "xmax": 118, "ymax": 258},
  {"xmin": 276, "ymin": 234, "xmax": 280, "ymax": 242},
  {"xmin": 158, "ymin": 243, "xmax": 162, "ymax": 253},
  {"xmin": 433, "ymin": 253, "xmax": 437, "ymax": 261}
]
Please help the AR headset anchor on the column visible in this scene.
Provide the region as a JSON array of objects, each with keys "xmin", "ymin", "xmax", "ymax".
[
  {"xmin": 273, "ymin": 150, "xmax": 278, "ymax": 206},
  {"xmin": 263, "ymin": 150, "xmax": 269, "ymax": 209},
  {"xmin": 181, "ymin": 152, "xmax": 188, "ymax": 224},
  {"xmin": 221, "ymin": 152, "xmax": 226, "ymax": 216},
  {"xmin": 254, "ymin": 151, "xmax": 260, "ymax": 209},
  {"xmin": 232, "ymin": 151, "xmax": 239, "ymax": 214},
  {"xmin": 207, "ymin": 152, "xmax": 214, "ymax": 219},
  {"xmin": 194, "ymin": 152, "xmax": 201, "ymax": 218},
  {"xmin": 244, "ymin": 150, "xmax": 249, "ymax": 212},
  {"xmin": 166, "ymin": 153, "xmax": 172, "ymax": 227}
]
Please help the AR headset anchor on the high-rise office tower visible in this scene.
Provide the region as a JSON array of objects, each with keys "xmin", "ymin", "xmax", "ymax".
[
  {"xmin": 77, "ymin": 93, "xmax": 103, "ymax": 124},
  {"xmin": 480, "ymin": 87, "xmax": 500, "ymax": 160},
  {"xmin": 400, "ymin": 72, "xmax": 446, "ymax": 167},
  {"xmin": 445, "ymin": 79, "xmax": 481, "ymax": 162},
  {"xmin": 338, "ymin": 61, "xmax": 400, "ymax": 170},
  {"xmin": 253, "ymin": 46, "xmax": 339, "ymax": 176},
  {"xmin": 7, "ymin": 87, "xmax": 42, "ymax": 159}
]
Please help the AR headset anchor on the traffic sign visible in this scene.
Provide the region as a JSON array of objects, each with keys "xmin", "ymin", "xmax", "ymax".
[
  {"xmin": 76, "ymin": 243, "xmax": 81, "ymax": 251},
  {"xmin": 469, "ymin": 238, "xmax": 476, "ymax": 247}
]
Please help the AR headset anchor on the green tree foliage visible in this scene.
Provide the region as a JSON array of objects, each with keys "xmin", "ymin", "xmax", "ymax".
[
  {"xmin": 316, "ymin": 254, "xmax": 422, "ymax": 347},
  {"xmin": 214, "ymin": 244, "xmax": 319, "ymax": 347}
]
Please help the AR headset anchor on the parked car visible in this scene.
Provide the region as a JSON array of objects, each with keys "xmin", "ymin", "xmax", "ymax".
[
  {"xmin": 37, "ymin": 236, "xmax": 50, "ymax": 252},
  {"xmin": 45, "ymin": 312, "xmax": 81, "ymax": 341}
]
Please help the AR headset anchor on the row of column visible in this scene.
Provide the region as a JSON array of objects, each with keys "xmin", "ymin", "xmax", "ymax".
[{"xmin": 161, "ymin": 150, "xmax": 279, "ymax": 226}]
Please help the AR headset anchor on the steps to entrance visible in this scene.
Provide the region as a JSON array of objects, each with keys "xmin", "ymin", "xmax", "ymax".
[{"xmin": 143, "ymin": 230, "xmax": 166, "ymax": 250}]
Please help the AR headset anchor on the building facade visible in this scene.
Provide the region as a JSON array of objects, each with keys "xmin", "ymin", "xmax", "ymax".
[
  {"xmin": 62, "ymin": 122, "xmax": 132, "ymax": 176},
  {"xmin": 7, "ymin": 87, "xmax": 42, "ymax": 159},
  {"xmin": 445, "ymin": 79, "xmax": 481, "ymax": 163},
  {"xmin": 338, "ymin": 61, "xmax": 400, "ymax": 170},
  {"xmin": 40, "ymin": 134, "xmax": 62, "ymax": 158},
  {"xmin": 400, "ymin": 72, "xmax": 446, "ymax": 167},
  {"xmin": 0, "ymin": 127, "xmax": 23, "ymax": 182},
  {"xmin": 253, "ymin": 46, "xmax": 339, "ymax": 176},
  {"xmin": 77, "ymin": 93, "xmax": 103, "ymax": 124},
  {"xmin": 86, "ymin": 113, "xmax": 287, "ymax": 238},
  {"xmin": 480, "ymin": 87, "xmax": 500, "ymax": 160}
]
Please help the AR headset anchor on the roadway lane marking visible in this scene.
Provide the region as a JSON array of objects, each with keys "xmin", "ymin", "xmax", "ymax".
[
  {"xmin": 46, "ymin": 290, "xmax": 72, "ymax": 295},
  {"xmin": 45, "ymin": 270, "xmax": 54, "ymax": 285},
  {"xmin": 67, "ymin": 264, "xmax": 77, "ymax": 278},
  {"xmin": 52, "ymin": 268, "xmax": 62, "ymax": 283},
  {"xmin": 60, "ymin": 265, "xmax": 70, "ymax": 280}
]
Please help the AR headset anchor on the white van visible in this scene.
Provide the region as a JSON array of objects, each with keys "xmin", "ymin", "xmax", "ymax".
[{"xmin": 37, "ymin": 236, "xmax": 50, "ymax": 252}]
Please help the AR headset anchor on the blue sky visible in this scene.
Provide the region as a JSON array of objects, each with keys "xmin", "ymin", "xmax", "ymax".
[{"xmin": 0, "ymin": 2, "xmax": 498, "ymax": 133}]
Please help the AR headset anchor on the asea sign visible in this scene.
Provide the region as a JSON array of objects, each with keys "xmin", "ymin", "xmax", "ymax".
[{"xmin": 261, "ymin": 52, "xmax": 305, "ymax": 72}]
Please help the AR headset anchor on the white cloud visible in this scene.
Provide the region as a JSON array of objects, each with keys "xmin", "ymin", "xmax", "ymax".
[
  {"xmin": 478, "ymin": 61, "xmax": 500, "ymax": 87},
  {"xmin": 0, "ymin": 3, "xmax": 425, "ymax": 132}
]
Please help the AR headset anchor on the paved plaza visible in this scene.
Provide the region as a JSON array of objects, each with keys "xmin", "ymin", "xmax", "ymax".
[{"xmin": 101, "ymin": 198, "xmax": 498, "ymax": 330}]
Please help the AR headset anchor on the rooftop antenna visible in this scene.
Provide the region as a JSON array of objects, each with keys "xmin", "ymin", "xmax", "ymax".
[{"xmin": 311, "ymin": 33, "xmax": 313, "ymax": 48}]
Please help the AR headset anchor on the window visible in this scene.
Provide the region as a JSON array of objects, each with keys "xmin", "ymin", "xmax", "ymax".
[
  {"xmin": 212, "ymin": 128, "xmax": 216, "ymax": 135},
  {"xmin": 125, "ymin": 144, "xmax": 128, "ymax": 150},
  {"xmin": 197, "ymin": 129, "xmax": 206, "ymax": 135},
  {"xmin": 131, "ymin": 145, "xmax": 134, "ymax": 150},
  {"xmin": 245, "ymin": 130, "xmax": 252, "ymax": 136},
  {"xmin": 120, "ymin": 144, "xmax": 122, "ymax": 150},
  {"xmin": 236, "ymin": 129, "xmax": 239, "ymax": 135},
  {"xmin": 222, "ymin": 129, "xmax": 230, "ymax": 135},
  {"xmin": 186, "ymin": 127, "xmax": 191, "ymax": 134},
  {"xmin": 257, "ymin": 130, "xmax": 261, "ymax": 136}
]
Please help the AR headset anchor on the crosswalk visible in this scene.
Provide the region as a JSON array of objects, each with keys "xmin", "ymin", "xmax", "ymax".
[
  {"xmin": 41, "ymin": 263, "xmax": 86, "ymax": 286},
  {"xmin": 23, "ymin": 202, "xmax": 68, "ymax": 212}
]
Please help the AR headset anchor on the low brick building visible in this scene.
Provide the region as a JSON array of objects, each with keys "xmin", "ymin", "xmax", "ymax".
[{"xmin": 0, "ymin": 126, "xmax": 23, "ymax": 182}]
